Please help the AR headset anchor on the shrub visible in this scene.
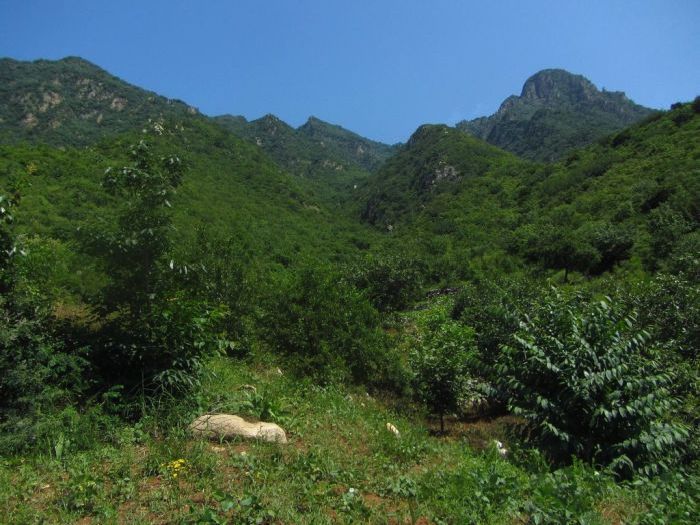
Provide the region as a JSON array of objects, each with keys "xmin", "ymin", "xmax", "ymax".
[
  {"xmin": 262, "ymin": 265, "xmax": 401, "ymax": 388},
  {"xmin": 0, "ymin": 192, "xmax": 19, "ymax": 294},
  {"xmin": 451, "ymin": 277, "xmax": 541, "ymax": 369},
  {"xmin": 178, "ymin": 230, "xmax": 257, "ymax": 347},
  {"xmin": 624, "ymin": 271, "xmax": 700, "ymax": 460},
  {"xmin": 344, "ymin": 254, "xmax": 424, "ymax": 312},
  {"xmin": 496, "ymin": 290, "xmax": 687, "ymax": 476},
  {"xmin": 0, "ymin": 189, "xmax": 88, "ymax": 453},
  {"xmin": 95, "ymin": 294, "xmax": 226, "ymax": 395},
  {"xmin": 0, "ymin": 300, "xmax": 89, "ymax": 453}
]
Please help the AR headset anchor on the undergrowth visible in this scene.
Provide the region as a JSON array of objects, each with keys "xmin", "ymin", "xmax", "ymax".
[{"xmin": 1, "ymin": 355, "xmax": 697, "ymax": 524}]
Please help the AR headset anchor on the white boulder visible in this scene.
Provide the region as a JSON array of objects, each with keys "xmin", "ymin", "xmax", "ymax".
[{"xmin": 190, "ymin": 414, "xmax": 288, "ymax": 444}]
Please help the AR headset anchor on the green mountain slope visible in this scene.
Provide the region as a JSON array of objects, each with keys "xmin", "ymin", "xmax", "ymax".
[
  {"xmin": 0, "ymin": 116, "xmax": 382, "ymax": 298},
  {"xmin": 0, "ymin": 57, "xmax": 386, "ymax": 271},
  {"xmin": 216, "ymin": 114, "xmax": 397, "ymax": 176},
  {"xmin": 297, "ymin": 116, "xmax": 398, "ymax": 172},
  {"xmin": 212, "ymin": 113, "xmax": 399, "ymax": 210},
  {"xmin": 0, "ymin": 56, "xmax": 381, "ymax": 215},
  {"xmin": 360, "ymin": 124, "xmax": 523, "ymax": 229},
  {"xmin": 213, "ymin": 113, "xmax": 398, "ymax": 205},
  {"xmin": 0, "ymin": 56, "xmax": 198, "ymax": 146},
  {"xmin": 457, "ymin": 69, "xmax": 655, "ymax": 162},
  {"xmin": 363, "ymin": 100, "xmax": 700, "ymax": 278}
]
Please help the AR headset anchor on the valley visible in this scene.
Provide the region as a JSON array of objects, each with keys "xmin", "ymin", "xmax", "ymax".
[{"xmin": 1, "ymin": 56, "xmax": 698, "ymax": 524}]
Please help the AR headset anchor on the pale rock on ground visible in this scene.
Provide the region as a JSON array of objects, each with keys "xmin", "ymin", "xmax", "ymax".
[
  {"xmin": 190, "ymin": 414, "xmax": 288, "ymax": 444},
  {"xmin": 386, "ymin": 422, "xmax": 401, "ymax": 438}
]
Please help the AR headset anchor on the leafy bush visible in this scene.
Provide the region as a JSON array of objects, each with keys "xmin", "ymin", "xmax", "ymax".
[
  {"xmin": 0, "ymin": 302, "xmax": 89, "ymax": 453},
  {"xmin": 263, "ymin": 265, "xmax": 403, "ymax": 388},
  {"xmin": 344, "ymin": 254, "xmax": 424, "ymax": 312},
  {"xmin": 497, "ymin": 291, "xmax": 687, "ymax": 476},
  {"xmin": 0, "ymin": 191, "xmax": 19, "ymax": 294},
  {"xmin": 451, "ymin": 277, "xmax": 541, "ymax": 369},
  {"xmin": 644, "ymin": 203, "xmax": 693, "ymax": 270},
  {"xmin": 523, "ymin": 461, "xmax": 623, "ymax": 524},
  {"xmin": 0, "ymin": 188, "xmax": 89, "ymax": 453},
  {"xmin": 175, "ymin": 229, "xmax": 258, "ymax": 351},
  {"xmin": 95, "ymin": 294, "xmax": 226, "ymax": 395},
  {"xmin": 623, "ymin": 270, "xmax": 700, "ymax": 460}
]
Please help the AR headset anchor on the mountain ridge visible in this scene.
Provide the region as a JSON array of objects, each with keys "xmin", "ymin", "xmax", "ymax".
[
  {"xmin": 214, "ymin": 112, "xmax": 398, "ymax": 176},
  {"xmin": 0, "ymin": 56, "xmax": 199, "ymax": 146},
  {"xmin": 457, "ymin": 68, "xmax": 655, "ymax": 161}
]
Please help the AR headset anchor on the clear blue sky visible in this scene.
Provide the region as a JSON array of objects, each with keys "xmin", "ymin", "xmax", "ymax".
[{"xmin": 1, "ymin": 0, "xmax": 698, "ymax": 143}]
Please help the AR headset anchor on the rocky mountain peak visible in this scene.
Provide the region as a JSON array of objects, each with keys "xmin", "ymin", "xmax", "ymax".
[
  {"xmin": 406, "ymin": 124, "xmax": 450, "ymax": 147},
  {"xmin": 520, "ymin": 69, "xmax": 598, "ymax": 103},
  {"xmin": 456, "ymin": 68, "xmax": 653, "ymax": 161}
]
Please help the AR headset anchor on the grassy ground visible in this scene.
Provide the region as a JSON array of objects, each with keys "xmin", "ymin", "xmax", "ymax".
[{"xmin": 3, "ymin": 352, "xmax": 696, "ymax": 524}]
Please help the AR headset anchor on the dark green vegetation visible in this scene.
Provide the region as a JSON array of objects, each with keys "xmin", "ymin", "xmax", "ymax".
[
  {"xmin": 215, "ymin": 114, "xmax": 398, "ymax": 206},
  {"xmin": 1, "ymin": 57, "xmax": 699, "ymax": 523},
  {"xmin": 457, "ymin": 69, "xmax": 655, "ymax": 161},
  {"xmin": 215, "ymin": 114, "xmax": 397, "ymax": 175},
  {"xmin": 363, "ymin": 101, "xmax": 699, "ymax": 283}
]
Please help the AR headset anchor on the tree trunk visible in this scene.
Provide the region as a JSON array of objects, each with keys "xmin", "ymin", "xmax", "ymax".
[{"xmin": 440, "ymin": 412, "xmax": 445, "ymax": 433}]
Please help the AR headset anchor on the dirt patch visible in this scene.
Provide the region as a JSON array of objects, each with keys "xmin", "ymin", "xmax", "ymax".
[
  {"xmin": 233, "ymin": 442, "xmax": 251, "ymax": 454},
  {"xmin": 362, "ymin": 492, "xmax": 386, "ymax": 508},
  {"xmin": 597, "ymin": 498, "xmax": 645, "ymax": 524},
  {"xmin": 331, "ymin": 484, "xmax": 347, "ymax": 496}
]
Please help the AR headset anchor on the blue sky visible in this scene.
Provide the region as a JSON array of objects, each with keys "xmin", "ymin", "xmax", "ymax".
[{"xmin": 1, "ymin": 0, "xmax": 698, "ymax": 143}]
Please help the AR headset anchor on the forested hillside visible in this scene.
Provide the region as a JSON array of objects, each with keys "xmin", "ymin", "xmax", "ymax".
[
  {"xmin": 216, "ymin": 114, "xmax": 396, "ymax": 176},
  {"xmin": 214, "ymin": 113, "xmax": 398, "ymax": 205},
  {"xmin": 362, "ymin": 101, "xmax": 699, "ymax": 281},
  {"xmin": 0, "ymin": 57, "xmax": 198, "ymax": 146},
  {"xmin": 1, "ymin": 57, "xmax": 698, "ymax": 524}
]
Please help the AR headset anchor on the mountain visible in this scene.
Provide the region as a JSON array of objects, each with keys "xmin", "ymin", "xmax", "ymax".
[
  {"xmin": 0, "ymin": 56, "xmax": 198, "ymax": 146},
  {"xmin": 360, "ymin": 124, "xmax": 522, "ymax": 229},
  {"xmin": 363, "ymin": 100, "xmax": 699, "ymax": 277},
  {"xmin": 215, "ymin": 113, "xmax": 398, "ymax": 179},
  {"xmin": 0, "ymin": 59, "xmax": 383, "ymax": 285},
  {"xmin": 456, "ymin": 69, "xmax": 655, "ymax": 161},
  {"xmin": 0, "ymin": 56, "xmax": 397, "ymax": 213},
  {"xmin": 297, "ymin": 116, "xmax": 398, "ymax": 172},
  {"xmin": 214, "ymin": 113, "xmax": 399, "ymax": 206}
]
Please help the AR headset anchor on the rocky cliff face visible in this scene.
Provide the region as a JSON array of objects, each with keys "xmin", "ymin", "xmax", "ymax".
[
  {"xmin": 520, "ymin": 69, "xmax": 598, "ymax": 103},
  {"xmin": 457, "ymin": 69, "xmax": 655, "ymax": 161}
]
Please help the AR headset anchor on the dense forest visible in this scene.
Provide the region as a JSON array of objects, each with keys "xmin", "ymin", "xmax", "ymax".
[{"xmin": 1, "ymin": 57, "xmax": 698, "ymax": 523}]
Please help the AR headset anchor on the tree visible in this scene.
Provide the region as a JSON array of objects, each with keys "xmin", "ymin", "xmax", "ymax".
[
  {"xmin": 411, "ymin": 316, "xmax": 474, "ymax": 432},
  {"xmin": 344, "ymin": 254, "xmax": 424, "ymax": 312},
  {"xmin": 517, "ymin": 222, "xmax": 599, "ymax": 282},
  {"xmin": 85, "ymin": 141, "xmax": 222, "ymax": 394},
  {"xmin": 96, "ymin": 140, "xmax": 183, "ymax": 320},
  {"xmin": 0, "ymin": 191, "xmax": 20, "ymax": 295}
]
